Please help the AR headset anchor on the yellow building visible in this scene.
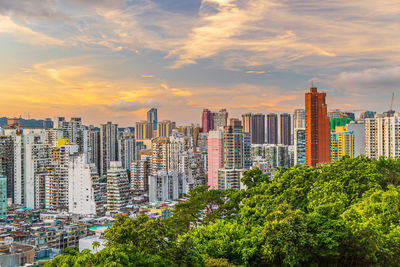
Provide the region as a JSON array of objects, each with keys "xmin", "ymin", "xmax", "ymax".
[
  {"xmin": 330, "ymin": 126, "xmax": 354, "ymax": 162},
  {"xmin": 58, "ymin": 138, "xmax": 70, "ymax": 148}
]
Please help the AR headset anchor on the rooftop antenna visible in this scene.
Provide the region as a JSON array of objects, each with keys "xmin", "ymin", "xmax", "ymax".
[
  {"xmin": 390, "ymin": 92, "xmax": 395, "ymax": 117},
  {"xmin": 311, "ymin": 80, "xmax": 314, "ymax": 88}
]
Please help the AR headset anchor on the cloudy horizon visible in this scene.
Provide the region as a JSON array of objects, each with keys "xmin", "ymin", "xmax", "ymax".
[{"xmin": 0, "ymin": 0, "xmax": 399, "ymax": 126}]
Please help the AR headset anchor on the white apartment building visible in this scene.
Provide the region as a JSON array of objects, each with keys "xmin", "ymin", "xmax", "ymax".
[
  {"xmin": 365, "ymin": 113, "xmax": 400, "ymax": 158},
  {"xmin": 68, "ymin": 153, "xmax": 100, "ymax": 215}
]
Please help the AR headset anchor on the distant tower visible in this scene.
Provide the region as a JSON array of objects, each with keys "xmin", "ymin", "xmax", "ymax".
[
  {"xmin": 305, "ymin": 87, "xmax": 330, "ymax": 166},
  {"xmin": 202, "ymin": 109, "xmax": 214, "ymax": 133},
  {"xmin": 147, "ymin": 108, "xmax": 158, "ymax": 131},
  {"xmin": 293, "ymin": 109, "xmax": 305, "ymax": 129},
  {"xmin": 280, "ymin": 113, "xmax": 292, "ymax": 145},
  {"xmin": 241, "ymin": 113, "xmax": 265, "ymax": 144},
  {"xmin": 100, "ymin": 122, "xmax": 118, "ymax": 176},
  {"xmin": 266, "ymin": 113, "xmax": 278, "ymax": 144}
]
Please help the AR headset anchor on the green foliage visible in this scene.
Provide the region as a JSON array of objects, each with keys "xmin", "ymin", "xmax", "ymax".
[{"xmin": 48, "ymin": 156, "xmax": 400, "ymax": 267}]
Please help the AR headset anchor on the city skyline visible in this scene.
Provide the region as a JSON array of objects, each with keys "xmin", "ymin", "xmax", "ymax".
[{"xmin": 0, "ymin": 0, "xmax": 399, "ymax": 126}]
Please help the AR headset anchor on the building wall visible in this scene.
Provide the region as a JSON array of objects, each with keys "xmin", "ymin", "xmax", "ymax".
[
  {"xmin": 68, "ymin": 154, "xmax": 98, "ymax": 215},
  {"xmin": 207, "ymin": 130, "xmax": 224, "ymax": 189},
  {"xmin": 305, "ymin": 87, "xmax": 330, "ymax": 166}
]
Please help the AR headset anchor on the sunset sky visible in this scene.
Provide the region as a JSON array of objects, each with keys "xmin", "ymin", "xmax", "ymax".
[{"xmin": 0, "ymin": 0, "xmax": 399, "ymax": 126}]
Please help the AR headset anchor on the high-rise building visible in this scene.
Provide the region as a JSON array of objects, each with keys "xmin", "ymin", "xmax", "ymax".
[
  {"xmin": 294, "ymin": 128, "xmax": 306, "ymax": 165},
  {"xmin": 131, "ymin": 159, "xmax": 150, "ymax": 193},
  {"xmin": 0, "ymin": 177, "xmax": 6, "ymax": 218},
  {"xmin": 25, "ymin": 143, "xmax": 53, "ymax": 209},
  {"xmin": 347, "ymin": 121, "xmax": 365, "ymax": 157},
  {"xmin": 207, "ymin": 130, "xmax": 224, "ymax": 189},
  {"xmin": 266, "ymin": 113, "xmax": 278, "ymax": 144},
  {"xmin": 218, "ymin": 169, "xmax": 244, "ymax": 190},
  {"xmin": 214, "ymin": 109, "xmax": 228, "ymax": 129},
  {"xmin": 305, "ymin": 87, "xmax": 330, "ymax": 166},
  {"xmin": 106, "ymin": 161, "xmax": 130, "ymax": 212},
  {"xmin": 147, "ymin": 108, "xmax": 158, "ymax": 131},
  {"xmin": 156, "ymin": 120, "xmax": 176, "ymax": 137},
  {"xmin": 135, "ymin": 121, "xmax": 154, "ymax": 140},
  {"xmin": 148, "ymin": 170, "xmax": 184, "ymax": 203},
  {"xmin": 202, "ymin": 109, "xmax": 214, "ymax": 133},
  {"xmin": 151, "ymin": 137, "xmax": 170, "ymax": 175},
  {"xmin": 224, "ymin": 119, "xmax": 244, "ymax": 169},
  {"xmin": 241, "ymin": 113, "xmax": 265, "ymax": 144},
  {"xmin": 68, "ymin": 153, "xmax": 101, "ymax": 215},
  {"xmin": 87, "ymin": 128, "xmax": 101, "ymax": 174},
  {"xmin": 100, "ymin": 122, "xmax": 118, "ymax": 176},
  {"xmin": 293, "ymin": 109, "xmax": 305, "ymax": 129},
  {"xmin": 280, "ymin": 113, "xmax": 292, "ymax": 145},
  {"xmin": 44, "ymin": 163, "xmax": 59, "ymax": 211},
  {"xmin": 178, "ymin": 125, "xmax": 201, "ymax": 148},
  {"xmin": 330, "ymin": 126, "xmax": 354, "ymax": 162},
  {"xmin": 43, "ymin": 118, "xmax": 54, "ymax": 129},
  {"xmin": 59, "ymin": 144, "xmax": 79, "ymax": 210},
  {"xmin": 118, "ymin": 135, "xmax": 136, "ymax": 170},
  {"xmin": 0, "ymin": 136, "xmax": 14, "ymax": 202},
  {"xmin": 198, "ymin": 133, "xmax": 208, "ymax": 153},
  {"xmin": 365, "ymin": 113, "xmax": 400, "ymax": 158}
]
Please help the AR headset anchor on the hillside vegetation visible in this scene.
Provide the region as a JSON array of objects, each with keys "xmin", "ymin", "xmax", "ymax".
[{"xmin": 47, "ymin": 156, "xmax": 400, "ymax": 266}]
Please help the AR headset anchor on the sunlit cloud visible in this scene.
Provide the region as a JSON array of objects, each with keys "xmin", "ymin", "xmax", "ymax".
[
  {"xmin": 0, "ymin": 15, "xmax": 64, "ymax": 46},
  {"xmin": 0, "ymin": 0, "xmax": 398, "ymax": 124}
]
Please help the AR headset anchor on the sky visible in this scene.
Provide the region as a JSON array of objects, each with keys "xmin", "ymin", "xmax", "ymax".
[{"xmin": 0, "ymin": 0, "xmax": 399, "ymax": 126}]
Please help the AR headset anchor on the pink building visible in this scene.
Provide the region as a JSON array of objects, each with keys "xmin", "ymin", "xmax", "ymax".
[{"xmin": 207, "ymin": 130, "xmax": 224, "ymax": 189}]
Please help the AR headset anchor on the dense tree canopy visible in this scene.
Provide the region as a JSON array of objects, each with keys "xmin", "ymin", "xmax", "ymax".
[{"xmin": 47, "ymin": 156, "xmax": 400, "ymax": 266}]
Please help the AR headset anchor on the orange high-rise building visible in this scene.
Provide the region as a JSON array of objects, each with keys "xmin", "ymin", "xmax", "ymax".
[{"xmin": 305, "ymin": 87, "xmax": 330, "ymax": 166}]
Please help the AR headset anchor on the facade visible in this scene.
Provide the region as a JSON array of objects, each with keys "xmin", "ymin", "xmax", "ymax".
[
  {"xmin": 266, "ymin": 113, "xmax": 278, "ymax": 144},
  {"xmin": 151, "ymin": 137, "xmax": 170, "ymax": 175},
  {"xmin": 43, "ymin": 118, "xmax": 54, "ymax": 129},
  {"xmin": 25, "ymin": 143, "xmax": 53, "ymax": 209},
  {"xmin": 100, "ymin": 122, "xmax": 118, "ymax": 176},
  {"xmin": 59, "ymin": 144, "xmax": 79, "ymax": 210},
  {"xmin": 44, "ymin": 164, "xmax": 60, "ymax": 211},
  {"xmin": 365, "ymin": 113, "xmax": 400, "ymax": 158},
  {"xmin": 305, "ymin": 87, "xmax": 330, "ymax": 166},
  {"xmin": 149, "ymin": 170, "xmax": 177, "ymax": 203},
  {"xmin": 214, "ymin": 109, "xmax": 228, "ymax": 130},
  {"xmin": 135, "ymin": 121, "xmax": 154, "ymax": 140},
  {"xmin": 241, "ymin": 113, "xmax": 265, "ymax": 144},
  {"xmin": 106, "ymin": 161, "xmax": 130, "ymax": 212},
  {"xmin": 293, "ymin": 109, "xmax": 305, "ymax": 129},
  {"xmin": 156, "ymin": 120, "xmax": 176, "ymax": 137},
  {"xmin": 118, "ymin": 135, "xmax": 136, "ymax": 170},
  {"xmin": 202, "ymin": 109, "xmax": 214, "ymax": 133},
  {"xmin": 218, "ymin": 169, "xmax": 244, "ymax": 190},
  {"xmin": 207, "ymin": 130, "xmax": 224, "ymax": 189},
  {"xmin": 224, "ymin": 119, "xmax": 244, "ymax": 169},
  {"xmin": 68, "ymin": 153, "xmax": 100, "ymax": 215},
  {"xmin": 280, "ymin": 113, "xmax": 292, "ymax": 145},
  {"xmin": 294, "ymin": 128, "xmax": 306, "ymax": 165},
  {"xmin": 147, "ymin": 108, "xmax": 158, "ymax": 131},
  {"xmin": 0, "ymin": 137, "xmax": 14, "ymax": 202},
  {"xmin": 347, "ymin": 121, "xmax": 365, "ymax": 157},
  {"xmin": 131, "ymin": 159, "xmax": 150, "ymax": 192},
  {"xmin": 330, "ymin": 126, "xmax": 354, "ymax": 162},
  {"xmin": 0, "ymin": 177, "xmax": 6, "ymax": 218},
  {"xmin": 87, "ymin": 128, "xmax": 101, "ymax": 174}
]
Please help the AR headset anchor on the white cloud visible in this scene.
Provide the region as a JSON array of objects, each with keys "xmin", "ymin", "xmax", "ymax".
[{"xmin": 0, "ymin": 15, "xmax": 64, "ymax": 45}]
